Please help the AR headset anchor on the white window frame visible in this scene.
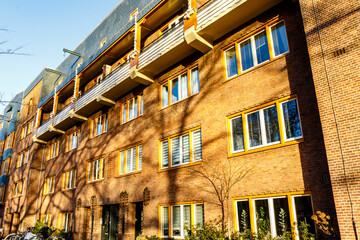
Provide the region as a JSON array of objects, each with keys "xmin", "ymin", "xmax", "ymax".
[
  {"xmin": 280, "ymin": 99, "xmax": 303, "ymax": 142},
  {"xmin": 119, "ymin": 145, "xmax": 142, "ymax": 175},
  {"xmin": 238, "ymin": 30, "xmax": 270, "ymax": 73},
  {"xmin": 62, "ymin": 169, "xmax": 77, "ymax": 190},
  {"xmin": 224, "ymin": 46, "xmax": 238, "ymax": 79},
  {"xmin": 170, "ymin": 133, "xmax": 190, "ymax": 167},
  {"xmin": 230, "ymin": 116, "xmax": 245, "ymax": 154},
  {"xmin": 269, "ymin": 21, "xmax": 289, "ymax": 58},
  {"xmin": 245, "ymin": 105, "xmax": 280, "ymax": 150},
  {"xmin": 88, "ymin": 158, "xmax": 104, "ymax": 182}
]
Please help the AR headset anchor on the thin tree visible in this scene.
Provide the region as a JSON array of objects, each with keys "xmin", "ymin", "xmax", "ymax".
[{"xmin": 0, "ymin": 27, "xmax": 29, "ymax": 55}]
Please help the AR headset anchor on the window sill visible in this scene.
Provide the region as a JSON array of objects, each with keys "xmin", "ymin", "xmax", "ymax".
[
  {"xmin": 61, "ymin": 188, "xmax": 76, "ymax": 192},
  {"xmin": 224, "ymin": 53, "xmax": 289, "ymax": 83},
  {"xmin": 159, "ymin": 161, "xmax": 202, "ymax": 172},
  {"xmin": 160, "ymin": 92, "xmax": 200, "ymax": 111},
  {"xmin": 86, "ymin": 179, "xmax": 104, "ymax": 184},
  {"xmin": 229, "ymin": 139, "xmax": 303, "ymax": 158},
  {"xmin": 116, "ymin": 171, "xmax": 141, "ymax": 178}
]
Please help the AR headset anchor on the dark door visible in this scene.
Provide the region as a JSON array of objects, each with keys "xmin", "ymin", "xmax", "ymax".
[
  {"xmin": 101, "ymin": 205, "xmax": 119, "ymax": 240},
  {"xmin": 135, "ymin": 202, "xmax": 143, "ymax": 239}
]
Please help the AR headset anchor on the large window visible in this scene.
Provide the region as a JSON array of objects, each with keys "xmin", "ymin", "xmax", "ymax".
[
  {"xmin": 47, "ymin": 140, "xmax": 59, "ymax": 160},
  {"xmin": 160, "ymin": 203, "xmax": 204, "ymax": 238},
  {"xmin": 161, "ymin": 128, "xmax": 202, "ymax": 169},
  {"xmin": 91, "ymin": 113, "xmax": 108, "ymax": 138},
  {"xmin": 235, "ymin": 194, "xmax": 315, "ymax": 239},
  {"xmin": 43, "ymin": 176, "xmax": 55, "ymax": 195},
  {"xmin": 13, "ymin": 180, "xmax": 24, "ymax": 197},
  {"xmin": 229, "ymin": 97, "xmax": 302, "ymax": 154},
  {"xmin": 119, "ymin": 145, "xmax": 142, "ymax": 175},
  {"xmin": 121, "ymin": 94, "xmax": 143, "ymax": 124},
  {"xmin": 58, "ymin": 212, "xmax": 73, "ymax": 232},
  {"xmin": 87, "ymin": 158, "xmax": 105, "ymax": 183},
  {"xmin": 62, "ymin": 169, "xmax": 77, "ymax": 190},
  {"xmin": 161, "ymin": 66, "xmax": 199, "ymax": 108},
  {"xmin": 224, "ymin": 21, "xmax": 289, "ymax": 78},
  {"xmin": 1, "ymin": 158, "xmax": 10, "ymax": 176},
  {"xmin": 66, "ymin": 130, "xmax": 80, "ymax": 151}
]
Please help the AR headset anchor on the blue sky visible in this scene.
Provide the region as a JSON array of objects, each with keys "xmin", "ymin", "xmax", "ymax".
[{"xmin": 0, "ymin": 0, "xmax": 121, "ymax": 114}]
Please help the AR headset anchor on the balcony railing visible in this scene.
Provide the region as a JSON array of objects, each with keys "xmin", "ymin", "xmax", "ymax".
[
  {"xmin": 54, "ymin": 104, "xmax": 72, "ymax": 126},
  {"xmin": 138, "ymin": 21, "xmax": 184, "ymax": 68},
  {"xmin": 37, "ymin": 119, "xmax": 51, "ymax": 136}
]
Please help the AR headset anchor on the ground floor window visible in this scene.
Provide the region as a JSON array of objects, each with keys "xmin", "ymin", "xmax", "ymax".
[
  {"xmin": 41, "ymin": 213, "xmax": 52, "ymax": 227},
  {"xmin": 234, "ymin": 194, "xmax": 315, "ymax": 239},
  {"xmin": 160, "ymin": 203, "xmax": 204, "ymax": 238},
  {"xmin": 58, "ymin": 212, "xmax": 73, "ymax": 232}
]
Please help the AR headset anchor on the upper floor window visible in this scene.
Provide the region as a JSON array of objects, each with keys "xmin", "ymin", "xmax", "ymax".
[
  {"xmin": 66, "ymin": 130, "xmax": 80, "ymax": 151},
  {"xmin": 229, "ymin": 97, "xmax": 302, "ymax": 155},
  {"xmin": 13, "ymin": 180, "xmax": 24, "ymax": 197},
  {"xmin": 100, "ymin": 37, "xmax": 107, "ymax": 48},
  {"xmin": 87, "ymin": 158, "xmax": 104, "ymax": 183},
  {"xmin": 17, "ymin": 150, "xmax": 29, "ymax": 168},
  {"xmin": 62, "ymin": 169, "xmax": 76, "ymax": 191},
  {"xmin": 119, "ymin": 145, "xmax": 142, "ymax": 175},
  {"xmin": 224, "ymin": 21, "xmax": 289, "ymax": 79},
  {"xmin": 161, "ymin": 128, "xmax": 202, "ymax": 169},
  {"xmin": 161, "ymin": 66, "xmax": 199, "ymax": 108},
  {"xmin": 0, "ymin": 186, "xmax": 5, "ymax": 203},
  {"xmin": 43, "ymin": 176, "xmax": 55, "ymax": 195},
  {"xmin": 122, "ymin": 94, "xmax": 143, "ymax": 124},
  {"xmin": 160, "ymin": 203, "xmax": 204, "ymax": 238},
  {"xmin": 47, "ymin": 140, "xmax": 59, "ymax": 160},
  {"xmin": 1, "ymin": 158, "xmax": 10, "ymax": 176},
  {"xmin": 58, "ymin": 212, "xmax": 73, "ymax": 232},
  {"xmin": 91, "ymin": 113, "xmax": 108, "ymax": 138},
  {"xmin": 5, "ymin": 132, "xmax": 14, "ymax": 150}
]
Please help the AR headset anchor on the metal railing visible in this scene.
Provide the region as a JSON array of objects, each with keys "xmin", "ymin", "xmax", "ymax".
[
  {"xmin": 37, "ymin": 118, "xmax": 51, "ymax": 136},
  {"xmin": 53, "ymin": 103, "xmax": 72, "ymax": 126}
]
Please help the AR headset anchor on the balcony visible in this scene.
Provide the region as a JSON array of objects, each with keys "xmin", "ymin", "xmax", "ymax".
[
  {"xmin": 0, "ymin": 175, "xmax": 9, "ymax": 186},
  {"xmin": 34, "ymin": 0, "xmax": 282, "ymax": 143}
]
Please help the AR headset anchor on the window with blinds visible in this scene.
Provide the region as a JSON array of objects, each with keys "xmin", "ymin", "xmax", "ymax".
[
  {"xmin": 161, "ymin": 128, "xmax": 202, "ymax": 169},
  {"xmin": 161, "ymin": 203, "xmax": 204, "ymax": 238},
  {"xmin": 119, "ymin": 145, "xmax": 142, "ymax": 175}
]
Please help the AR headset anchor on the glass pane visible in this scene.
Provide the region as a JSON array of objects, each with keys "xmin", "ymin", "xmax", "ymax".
[
  {"xmin": 237, "ymin": 200, "xmax": 250, "ymax": 233},
  {"xmin": 271, "ymin": 22, "xmax": 289, "ymax": 56},
  {"xmin": 247, "ymin": 112, "xmax": 262, "ymax": 147},
  {"xmin": 172, "ymin": 206, "xmax": 181, "ymax": 236},
  {"xmin": 122, "ymin": 103, "xmax": 127, "ymax": 123},
  {"xmin": 162, "ymin": 207, "xmax": 169, "ymax": 236},
  {"xmin": 182, "ymin": 134, "xmax": 190, "ymax": 163},
  {"xmin": 192, "ymin": 130, "xmax": 202, "ymax": 161},
  {"xmin": 172, "ymin": 137, "xmax": 180, "ymax": 166},
  {"xmin": 282, "ymin": 100, "xmax": 302, "ymax": 139},
  {"xmin": 231, "ymin": 116, "xmax": 244, "ymax": 152},
  {"xmin": 129, "ymin": 98, "xmax": 134, "ymax": 120},
  {"xmin": 294, "ymin": 196, "xmax": 315, "ymax": 237},
  {"xmin": 120, "ymin": 151, "xmax": 125, "ymax": 175},
  {"xmin": 263, "ymin": 106, "xmax": 280, "ymax": 144},
  {"xmin": 184, "ymin": 205, "xmax": 191, "ymax": 231},
  {"xmin": 162, "ymin": 141, "xmax": 169, "ymax": 168},
  {"xmin": 191, "ymin": 68, "xmax": 200, "ymax": 95},
  {"xmin": 132, "ymin": 147, "xmax": 136, "ymax": 172},
  {"xmin": 162, "ymin": 83, "xmax": 169, "ymax": 107},
  {"xmin": 138, "ymin": 145, "xmax": 142, "ymax": 171},
  {"xmin": 225, "ymin": 47, "xmax": 238, "ymax": 78},
  {"xmin": 134, "ymin": 97, "xmax": 138, "ymax": 118},
  {"xmin": 126, "ymin": 149, "xmax": 132, "ymax": 173},
  {"xmin": 255, "ymin": 200, "xmax": 271, "ymax": 238},
  {"xmin": 255, "ymin": 31, "xmax": 270, "ymax": 64},
  {"xmin": 195, "ymin": 204, "xmax": 204, "ymax": 227},
  {"xmin": 172, "ymin": 78, "xmax": 179, "ymax": 103},
  {"xmin": 180, "ymin": 74, "xmax": 188, "ymax": 100},
  {"xmin": 240, "ymin": 39, "xmax": 254, "ymax": 71},
  {"xmin": 273, "ymin": 198, "xmax": 291, "ymax": 236}
]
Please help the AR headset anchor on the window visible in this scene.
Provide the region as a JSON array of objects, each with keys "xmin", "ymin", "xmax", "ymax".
[
  {"xmin": 121, "ymin": 94, "xmax": 143, "ymax": 123},
  {"xmin": 43, "ymin": 176, "xmax": 55, "ymax": 195},
  {"xmin": 28, "ymin": 121, "xmax": 33, "ymax": 135},
  {"xmin": 100, "ymin": 37, "xmax": 107, "ymax": 48},
  {"xmin": 25, "ymin": 149, "xmax": 29, "ymax": 164},
  {"xmin": 224, "ymin": 21, "xmax": 289, "ymax": 78},
  {"xmin": 21, "ymin": 125, "xmax": 27, "ymax": 139},
  {"xmin": 235, "ymin": 194, "xmax": 315, "ymax": 239},
  {"xmin": 161, "ymin": 128, "xmax": 202, "ymax": 169},
  {"xmin": 17, "ymin": 152, "xmax": 24, "ymax": 168},
  {"xmin": 58, "ymin": 78, "xmax": 64, "ymax": 86},
  {"xmin": 161, "ymin": 66, "xmax": 199, "ymax": 108},
  {"xmin": 62, "ymin": 169, "xmax": 76, "ymax": 190},
  {"xmin": 47, "ymin": 140, "xmax": 59, "ymax": 160},
  {"xmin": 66, "ymin": 130, "xmax": 80, "ymax": 151},
  {"xmin": 58, "ymin": 212, "xmax": 72, "ymax": 232},
  {"xmin": 5, "ymin": 132, "xmax": 14, "ymax": 150},
  {"xmin": 87, "ymin": 158, "xmax": 105, "ymax": 183},
  {"xmin": 13, "ymin": 180, "xmax": 23, "ymax": 197},
  {"xmin": 119, "ymin": 145, "xmax": 142, "ymax": 175},
  {"xmin": 229, "ymin": 97, "xmax": 302, "ymax": 154},
  {"xmin": 160, "ymin": 203, "xmax": 204, "ymax": 238},
  {"xmin": 91, "ymin": 113, "xmax": 108, "ymax": 137},
  {"xmin": 41, "ymin": 213, "xmax": 52, "ymax": 227},
  {"xmin": 0, "ymin": 186, "xmax": 5, "ymax": 203},
  {"xmin": 1, "ymin": 158, "xmax": 10, "ymax": 176}
]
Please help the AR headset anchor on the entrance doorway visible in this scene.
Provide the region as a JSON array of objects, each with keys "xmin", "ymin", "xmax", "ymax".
[
  {"xmin": 101, "ymin": 205, "xmax": 119, "ymax": 240},
  {"xmin": 134, "ymin": 202, "xmax": 143, "ymax": 239}
]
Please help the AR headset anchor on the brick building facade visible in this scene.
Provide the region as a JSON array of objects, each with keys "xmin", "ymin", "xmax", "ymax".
[{"xmin": 0, "ymin": 0, "xmax": 357, "ymax": 239}]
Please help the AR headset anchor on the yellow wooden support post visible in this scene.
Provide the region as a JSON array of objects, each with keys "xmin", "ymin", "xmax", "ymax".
[
  {"xmin": 287, "ymin": 195, "xmax": 297, "ymax": 240},
  {"xmin": 249, "ymin": 198, "xmax": 256, "ymax": 234},
  {"xmin": 276, "ymin": 101, "xmax": 285, "ymax": 144}
]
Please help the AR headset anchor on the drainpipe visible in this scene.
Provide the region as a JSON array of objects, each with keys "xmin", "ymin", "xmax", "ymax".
[{"xmin": 33, "ymin": 145, "xmax": 45, "ymax": 225}]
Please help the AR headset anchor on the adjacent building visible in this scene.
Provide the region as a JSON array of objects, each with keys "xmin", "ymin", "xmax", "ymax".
[{"xmin": 0, "ymin": 0, "xmax": 358, "ymax": 239}]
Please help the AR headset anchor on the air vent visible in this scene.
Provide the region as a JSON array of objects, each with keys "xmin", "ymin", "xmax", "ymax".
[{"xmin": 333, "ymin": 47, "xmax": 346, "ymax": 57}]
